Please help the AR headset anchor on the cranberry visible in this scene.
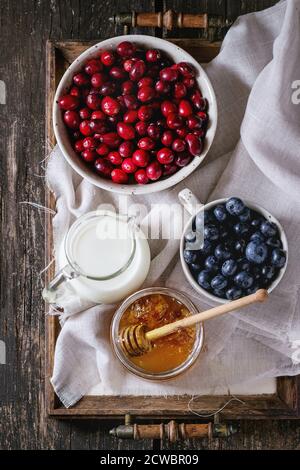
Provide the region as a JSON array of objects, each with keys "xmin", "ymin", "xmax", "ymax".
[
  {"xmin": 138, "ymin": 137, "xmax": 155, "ymax": 150},
  {"xmin": 157, "ymin": 147, "xmax": 175, "ymax": 164},
  {"xmin": 121, "ymin": 80, "xmax": 135, "ymax": 95},
  {"xmin": 100, "ymin": 51, "xmax": 115, "ymax": 66},
  {"xmin": 161, "ymin": 100, "xmax": 177, "ymax": 117},
  {"xmin": 190, "ymin": 90, "xmax": 206, "ymax": 110},
  {"xmin": 172, "ymin": 138, "xmax": 186, "ymax": 152},
  {"xmin": 83, "ymin": 137, "xmax": 97, "ymax": 149},
  {"xmin": 117, "ymin": 41, "xmax": 136, "ymax": 58},
  {"xmin": 161, "ymin": 130, "xmax": 174, "ymax": 147},
  {"xmin": 138, "ymin": 77, "xmax": 153, "ymax": 88},
  {"xmin": 89, "ymin": 120, "xmax": 109, "ymax": 134},
  {"xmin": 175, "ymin": 151, "xmax": 192, "ymax": 167},
  {"xmin": 95, "ymin": 158, "xmax": 113, "ymax": 178},
  {"xmin": 147, "ymin": 123, "xmax": 161, "ymax": 140},
  {"xmin": 156, "ymin": 118, "xmax": 166, "ymax": 128},
  {"xmin": 137, "ymin": 86, "xmax": 155, "ymax": 103},
  {"xmin": 155, "ymin": 80, "xmax": 170, "ymax": 95},
  {"xmin": 117, "ymin": 122, "xmax": 135, "ymax": 140},
  {"xmin": 122, "ymin": 158, "xmax": 137, "ymax": 174},
  {"xmin": 86, "ymin": 93, "xmax": 102, "ymax": 110},
  {"xmin": 176, "ymin": 62, "xmax": 195, "ymax": 78},
  {"xmin": 91, "ymin": 72, "xmax": 107, "ymax": 88},
  {"xmin": 137, "ymin": 105, "xmax": 153, "ymax": 121},
  {"xmin": 73, "ymin": 73, "xmax": 90, "ymax": 87},
  {"xmin": 123, "ymin": 110, "xmax": 138, "ymax": 124},
  {"xmin": 135, "ymin": 169, "xmax": 149, "ymax": 184},
  {"xmin": 129, "ymin": 60, "xmax": 146, "ymax": 81},
  {"xmin": 91, "ymin": 110, "xmax": 105, "ymax": 120},
  {"xmin": 146, "ymin": 161, "xmax": 162, "ymax": 181},
  {"xmin": 70, "ymin": 86, "xmax": 81, "ymax": 98},
  {"xmin": 107, "ymin": 151, "xmax": 123, "ymax": 166},
  {"xmin": 101, "ymin": 96, "xmax": 120, "ymax": 115},
  {"xmin": 119, "ymin": 141, "xmax": 134, "ymax": 158},
  {"xmin": 85, "ymin": 59, "xmax": 103, "ymax": 75},
  {"xmin": 146, "ymin": 49, "xmax": 161, "ymax": 63},
  {"xmin": 167, "ymin": 113, "xmax": 184, "ymax": 130},
  {"xmin": 109, "ymin": 66, "xmax": 126, "ymax": 80},
  {"xmin": 81, "ymin": 149, "xmax": 97, "ymax": 162},
  {"xmin": 183, "ymin": 76, "xmax": 196, "ymax": 89},
  {"xmin": 178, "ymin": 99, "xmax": 193, "ymax": 117},
  {"xmin": 79, "ymin": 107, "xmax": 91, "ymax": 119},
  {"xmin": 132, "ymin": 149, "xmax": 150, "ymax": 167},
  {"xmin": 74, "ymin": 139, "xmax": 84, "ymax": 153},
  {"xmin": 79, "ymin": 120, "xmax": 92, "ymax": 136},
  {"xmin": 100, "ymin": 132, "xmax": 121, "ymax": 148},
  {"xmin": 63, "ymin": 110, "xmax": 80, "ymax": 129},
  {"xmin": 187, "ymin": 115, "xmax": 203, "ymax": 130},
  {"xmin": 123, "ymin": 94, "xmax": 139, "ymax": 110},
  {"xmin": 185, "ymin": 133, "xmax": 203, "ymax": 156},
  {"xmin": 176, "ymin": 127, "xmax": 189, "ymax": 139},
  {"xmin": 58, "ymin": 95, "xmax": 79, "ymax": 110},
  {"xmin": 160, "ymin": 67, "xmax": 178, "ymax": 82},
  {"xmin": 96, "ymin": 143, "xmax": 109, "ymax": 156},
  {"xmin": 173, "ymin": 82, "xmax": 187, "ymax": 99},
  {"xmin": 116, "ymin": 95, "xmax": 126, "ymax": 111},
  {"xmin": 193, "ymin": 129, "xmax": 205, "ymax": 138},
  {"xmin": 99, "ymin": 82, "xmax": 117, "ymax": 96},
  {"xmin": 111, "ymin": 168, "xmax": 129, "ymax": 184},
  {"xmin": 135, "ymin": 121, "xmax": 148, "ymax": 136},
  {"xmin": 197, "ymin": 111, "xmax": 208, "ymax": 121},
  {"xmin": 163, "ymin": 163, "xmax": 178, "ymax": 177}
]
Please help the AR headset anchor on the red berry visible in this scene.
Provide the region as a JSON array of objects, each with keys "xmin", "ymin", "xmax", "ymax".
[
  {"xmin": 96, "ymin": 143, "xmax": 109, "ymax": 156},
  {"xmin": 95, "ymin": 158, "xmax": 113, "ymax": 178},
  {"xmin": 85, "ymin": 59, "xmax": 103, "ymax": 75},
  {"xmin": 161, "ymin": 100, "xmax": 177, "ymax": 117},
  {"xmin": 99, "ymin": 82, "xmax": 117, "ymax": 96},
  {"xmin": 187, "ymin": 114, "xmax": 203, "ymax": 130},
  {"xmin": 146, "ymin": 161, "xmax": 162, "ymax": 181},
  {"xmin": 101, "ymin": 96, "xmax": 120, "ymax": 116},
  {"xmin": 89, "ymin": 120, "xmax": 109, "ymax": 134},
  {"xmin": 178, "ymin": 99, "xmax": 193, "ymax": 117},
  {"xmin": 59, "ymin": 94, "xmax": 79, "ymax": 110},
  {"xmin": 63, "ymin": 110, "xmax": 80, "ymax": 129},
  {"xmin": 190, "ymin": 90, "xmax": 206, "ymax": 110},
  {"xmin": 175, "ymin": 151, "xmax": 192, "ymax": 167},
  {"xmin": 81, "ymin": 149, "xmax": 97, "ymax": 162},
  {"xmin": 176, "ymin": 127, "xmax": 189, "ymax": 139},
  {"xmin": 117, "ymin": 41, "xmax": 136, "ymax": 58},
  {"xmin": 132, "ymin": 149, "xmax": 150, "ymax": 167},
  {"xmin": 117, "ymin": 122, "xmax": 135, "ymax": 140},
  {"xmin": 172, "ymin": 138, "xmax": 186, "ymax": 152},
  {"xmin": 147, "ymin": 123, "xmax": 161, "ymax": 140},
  {"xmin": 137, "ymin": 86, "xmax": 155, "ymax": 103},
  {"xmin": 173, "ymin": 82, "xmax": 187, "ymax": 99},
  {"xmin": 100, "ymin": 132, "xmax": 121, "ymax": 148},
  {"xmin": 129, "ymin": 60, "xmax": 146, "ymax": 81},
  {"xmin": 91, "ymin": 72, "xmax": 107, "ymax": 88},
  {"xmin": 119, "ymin": 141, "xmax": 134, "ymax": 158},
  {"xmin": 123, "ymin": 94, "xmax": 139, "ymax": 110},
  {"xmin": 135, "ymin": 121, "xmax": 148, "ymax": 136},
  {"xmin": 137, "ymin": 77, "xmax": 153, "ymax": 88},
  {"xmin": 138, "ymin": 137, "xmax": 155, "ymax": 150},
  {"xmin": 163, "ymin": 163, "xmax": 178, "ymax": 176},
  {"xmin": 193, "ymin": 129, "xmax": 205, "ymax": 138},
  {"xmin": 86, "ymin": 93, "xmax": 102, "ymax": 110},
  {"xmin": 122, "ymin": 158, "xmax": 137, "ymax": 174},
  {"xmin": 134, "ymin": 169, "xmax": 149, "ymax": 184},
  {"xmin": 157, "ymin": 147, "xmax": 175, "ymax": 164},
  {"xmin": 73, "ymin": 73, "xmax": 90, "ymax": 87},
  {"xmin": 83, "ymin": 137, "xmax": 97, "ymax": 149},
  {"xmin": 176, "ymin": 62, "xmax": 195, "ymax": 78},
  {"xmin": 108, "ymin": 151, "xmax": 123, "ymax": 166},
  {"xmin": 100, "ymin": 50, "xmax": 115, "ymax": 66},
  {"xmin": 183, "ymin": 76, "xmax": 196, "ymax": 89},
  {"xmin": 74, "ymin": 139, "xmax": 84, "ymax": 153},
  {"xmin": 91, "ymin": 110, "xmax": 106, "ymax": 120},
  {"xmin": 70, "ymin": 86, "xmax": 81, "ymax": 98},
  {"xmin": 160, "ymin": 67, "xmax": 178, "ymax": 82},
  {"xmin": 161, "ymin": 130, "xmax": 174, "ymax": 147},
  {"xmin": 121, "ymin": 80, "xmax": 135, "ymax": 95},
  {"xmin": 137, "ymin": 105, "xmax": 153, "ymax": 121},
  {"xmin": 185, "ymin": 133, "xmax": 203, "ymax": 156},
  {"xmin": 109, "ymin": 66, "xmax": 126, "ymax": 80},
  {"xmin": 146, "ymin": 49, "xmax": 161, "ymax": 63},
  {"xmin": 79, "ymin": 120, "xmax": 92, "ymax": 136},
  {"xmin": 166, "ymin": 113, "xmax": 184, "ymax": 130},
  {"xmin": 111, "ymin": 168, "xmax": 129, "ymax": 184},
  {"xmin": 123, "ymin": 110, "xmax": 138, "ymax": 124},
  {"xmin": 79, "ymin": 107, "xmax": 91, "ymax": 119},
  {"xmin": 155, "ymin": 80, "xmax": 170, "ymax": 95}
]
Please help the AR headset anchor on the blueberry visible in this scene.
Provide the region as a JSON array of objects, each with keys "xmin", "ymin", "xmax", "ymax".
[
  {"xmin": 251, "ymin": 218, "xmax": 263, "ymax": 229},
  {"xmin": 271, "ymin": 248, "xmax": 286, "ymax": 268},
  {"xmin": 199, "ymin": 239, "xmax": 213, "ymax": 256},
  {"xmin": 237, "ymin": 259, "xmax": 251, "ymax": 271},
  {"xmin": 234, "ymin": 239, "xmax": 246, "ymax": 253},
  {"xmin": 234, "ymin": 271, "xmax": 254, "ymax": 289},
  {"xmin": 250, "ymin": 232, "xmax": 265, "ymax": 243},
  {"xmin": 197, "ymin": 270, "xmax": 211, "ymax": 289},
  {"xmin": 213, "ymin": 288, "xmax": 226, "ymax": 298},
  {"xmin": 245, "ymin": 241, "xmax": 268, "ymax": 264},
  {"xmin": 225, "ymin": 197, "xmax": 245, "ymax": 216},
  {"xmin": 266, "ymin": 237, "xmax": 282, "ymax": 248},
  {"xmin": 211, "ymin": 274, "xmax": 227, "ymax": 290},
  {"xmin": 261, "ymin": 265, "xmax": 276, "ymax": 280},
  {"xmin": 246, "ymin": 285, "xmax": 259, "ymax": 295},
  {"xmin": 221, "ymin": 259, "xmax": 238, "ymax": 277},
  {"xmin": 214, "ymin": 204, "xmax": 227, "ymax": 222},
  {"xmin": 239, "ymin": 207, "xmax": 251, "ymax": 222},
  {"xmin": 204, "ymin": 224, "xmax": 219, "ymax": 241},
  {"xmin": 215, "ymin": 243, "xmax": 232, "ymax": 260},
  {"xmin": 233, "ymin": 222, "xmax": 250, "ymax": 237},
  {"xmin": 251, "ymin": 265, "xmax": 262, "ymax": 281},
  {"xmin": 226, "ymin": 287, "xmax": 243, "ymax": 300},
  {"xmin": 191, "ymin": 262, "xmax": 202, "ymax": 272},
  {"xmin": 260, "ymin": 220, "xmax": 278, "ymax": 237},
  {"xmin": 185, "ymin": 230, "xmax": 197, "ymax": 243},
  {"xmin": 183, "ymin": 249, "xmax": 198, "ymax": 265},
  {"xmin": 219, "ymin": 225, "xmax": 229, "ymax": 240},
  {"xmin": 205, "ymin": 255, "xmax": 219, "ymax": 272}
]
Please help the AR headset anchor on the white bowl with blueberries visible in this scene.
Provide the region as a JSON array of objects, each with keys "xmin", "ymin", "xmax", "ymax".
[{"xmin": 179, "ymin": 189, "xmax": 288, "ymax": 304}]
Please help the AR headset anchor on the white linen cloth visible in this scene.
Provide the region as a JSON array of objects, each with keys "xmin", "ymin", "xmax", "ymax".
[{"xmin": 47, "ymin": 0, "xmax": 300, "ymax": 408}]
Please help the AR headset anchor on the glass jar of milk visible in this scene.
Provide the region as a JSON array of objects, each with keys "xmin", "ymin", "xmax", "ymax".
[{"xmin": 43, "ymin": 210, "xmax": 151, "ymax": 305}]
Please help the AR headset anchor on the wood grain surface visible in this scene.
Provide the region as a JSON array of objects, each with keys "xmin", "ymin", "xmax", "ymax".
[{"xmin": 1, "ymin": 0, "xmax": 299, "ymax": 450}]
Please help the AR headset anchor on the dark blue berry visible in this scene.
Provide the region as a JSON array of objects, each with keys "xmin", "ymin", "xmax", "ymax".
[
  {"xmin": 239, "ymin": 207, "xmax": 251, "ymax": 222},
  {"xmin": 246, "ymin": 284, "xmax": 259, "ymax": 295},
  {"xmin": 266, "ymin": 237, "xmax": 282, "ymax": 248},
  {"xmin": 204, "ymin": 224, "xmax": 219, "ymax": 241},
  {"xmin": 250, "ymin": 231, "xmax": 265, "ymax": 243},
  {"xmin": 221, "ymin": 259, "xmax": 238, "ymax": 277},
  {"xmin": 233, "ymin": 222, "xmax": 250, "ymax": 237},
  {"xmin": 226, "ymin": 287, "xmax": 243, "ymax": 300},
  {"xmin": 214, "ymin": 204, "xmax": 227, "ymax": 222},
  {"xmin": 260, "ymin": 220, "xmax": 278, "ymax": 237},
  {"xmin": 271, "ymin": 249, "xmax": 286, "ymax": 268},
  {"xmin": 225, "ymin": 197, "xmax": 245, "ymax": 216},
  {"xmin": 199, "ymin": 239, "xmax": 212, "ymax": 256},
  {"xmin": 205, "ymin": 255, "xmax": 219, "ymax": 272},
  {"xmin": 245, "ymin": 241, "xmax": 268, "ymax": 264},
  {"xmin": 191, "ymin": 262, "xmax": 202, "ymax": 272},
  {"xmin": 215, "ymin": 243, "xmax": 232, "ymax": 260},
  {"xmin": 261, "ymin": 265, "xmax": 276, "ymax": 280},
  {"xmin": 197, "ymin": 270, "xmax": 211, "ymax": 289},
  {"xmin": 213, "ymin": 288, "xmax": 226, "ymax": 298},
  {"xmin": 219, "ymin": 225, "xmax": 229, "ymax": 240},
  {"xmin": 183, "ymin": 249, "xmax": 198, "ymax": 265},
  {"xmin": 234, "ymin": 271, "xmax": 254, "ymax": 289},
  {"xmin": 238, "ymin": 259, "xmax": 251, "ymax": 271},
  {"xmin": 234, "ymin": 239, "xmax": 246, "ymax": 253},
  {"xmin": 211, "ymin": 274, "xmax": 227, "ymax": 290},
  {"xmin": 185, "ymin": 230, "xmax": 196, "ymax": 243}
]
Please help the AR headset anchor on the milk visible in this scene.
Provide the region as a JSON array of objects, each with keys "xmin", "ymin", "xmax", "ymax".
[{"xmin": 57, "ymin": 211, "xmax": 151, "ymax": 304}]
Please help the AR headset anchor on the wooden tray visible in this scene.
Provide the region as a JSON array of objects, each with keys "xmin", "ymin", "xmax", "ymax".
[{"xmin": 45, "ymin": 39, "xmax": 300, "ymax": 420}]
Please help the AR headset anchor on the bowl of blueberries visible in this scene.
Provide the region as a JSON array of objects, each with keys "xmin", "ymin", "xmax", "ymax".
[{"xmin": 179, "ymin": 190, "xmax": 288, "ymax": 303}]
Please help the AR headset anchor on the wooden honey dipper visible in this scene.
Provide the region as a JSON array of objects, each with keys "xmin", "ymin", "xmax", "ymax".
[{"xmin": 119, "ymin": 289, "xmax": 268, "ymax": 357}]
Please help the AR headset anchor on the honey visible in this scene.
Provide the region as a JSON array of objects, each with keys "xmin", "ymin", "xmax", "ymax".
[{"xmin": 119, "ymin": 293, "xmax": 196, "ymax": 373}]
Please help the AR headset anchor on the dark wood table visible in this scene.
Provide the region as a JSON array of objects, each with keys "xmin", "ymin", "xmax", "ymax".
[{"xmin": 1, "ymin": 0, "xmax": 299, "ymax": 450}]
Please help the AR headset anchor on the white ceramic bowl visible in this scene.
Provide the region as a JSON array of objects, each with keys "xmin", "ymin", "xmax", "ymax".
[
  {"xmin": 53, "ymin": 35, "xmax": 217, "ymax": 195},
  {"xmin": 179, "ymin": 190, "xmax": 288, "ymax": 304}
]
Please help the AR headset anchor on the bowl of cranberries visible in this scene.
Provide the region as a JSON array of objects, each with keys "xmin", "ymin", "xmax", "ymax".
[
  {"xmin": 180, "ymin": 192, "xmax": 288, "ymax": 303},
  {"xmin": 53, "ymin": 35, "xmax": 217, "ymax": 194}
]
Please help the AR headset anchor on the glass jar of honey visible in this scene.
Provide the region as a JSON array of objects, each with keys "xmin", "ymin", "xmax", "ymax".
[{"xmin": 111, "ymin": 287, "xmax": 204, "ymax": 380}]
